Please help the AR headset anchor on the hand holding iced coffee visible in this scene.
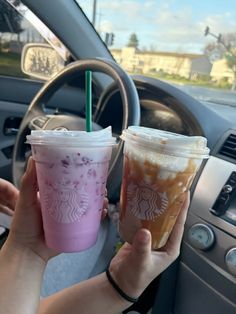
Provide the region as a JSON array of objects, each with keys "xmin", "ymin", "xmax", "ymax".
[
  {"xmin": 109, "ymin": 191, "xmax": 190, "ymax": 300},
  {"xmin": 119, "ymin": 126, "xmax": 209, "ymax": 250}
]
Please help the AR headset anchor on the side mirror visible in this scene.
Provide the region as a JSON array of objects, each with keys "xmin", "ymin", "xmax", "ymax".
[{"xmin": 21, "ymin": 43, "xmax": 65, "ymax": 80}]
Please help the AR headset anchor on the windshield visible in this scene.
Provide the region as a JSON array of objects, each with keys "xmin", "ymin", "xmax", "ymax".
[{"xmin": 77, "ymin": 0, "xmax": 236, "ymax": 107}]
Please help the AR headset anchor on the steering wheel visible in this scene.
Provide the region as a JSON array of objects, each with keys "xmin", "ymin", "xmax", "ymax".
[{"xmin": 12, "ymin": 58, "xmax": 140, "ymax": 200}]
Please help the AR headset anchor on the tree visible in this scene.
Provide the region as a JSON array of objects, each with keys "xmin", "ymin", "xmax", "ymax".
[
  {"xmin": 127, "ymin": 33, "xmax": 139, "ymax": 49},
  {"xmin": 0, "ymin": 1, "xmax": 22, "ymax": 33},
  {"xmin": 0, "ymin": 0, "xmax": 23, "ymax": 51},
  {"xmin": 225, "ymin": 47, "xmax": 236, "ymax": 90},
  {"xmin": 204, "ymin": 29, "xmax": 236, "ymax": 89}
]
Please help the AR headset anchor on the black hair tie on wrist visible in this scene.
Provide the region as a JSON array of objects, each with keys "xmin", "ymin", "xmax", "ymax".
[{"xmin": 106, "ymin": 268, "xmax": 139, "ymax": 303}]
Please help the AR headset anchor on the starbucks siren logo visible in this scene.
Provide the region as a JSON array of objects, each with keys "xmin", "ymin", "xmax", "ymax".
[
  {"xmin": 126, "ymin": 182, "xmax": 168, "ymax": 220},
  {"xmin": 42, "ymin": 183, "xmax": 89, "ymax": 224}
]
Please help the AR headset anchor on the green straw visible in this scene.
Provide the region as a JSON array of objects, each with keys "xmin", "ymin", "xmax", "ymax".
[{"xmin": 85, "ymin": 70, "xmax": 92, "ymax": 132}]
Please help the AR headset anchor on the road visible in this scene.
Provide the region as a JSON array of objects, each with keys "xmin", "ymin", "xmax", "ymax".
[{"xmin": 172, "ymin": 83, "xmax": 236, "ymax": 107}]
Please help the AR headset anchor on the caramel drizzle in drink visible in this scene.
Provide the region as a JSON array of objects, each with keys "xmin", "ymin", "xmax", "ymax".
[{"xmin": 120, "ymin": 154, "xmax": 197, "ymax": 249}]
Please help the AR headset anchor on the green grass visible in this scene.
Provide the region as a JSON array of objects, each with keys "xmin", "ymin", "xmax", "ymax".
[
  {"xmin": 0, "ymin": 51, "xmax": 27, "ymax": 77},
  {"xmin": 130, "ymin": 70, "xmax": 233, "ymax": 91}
]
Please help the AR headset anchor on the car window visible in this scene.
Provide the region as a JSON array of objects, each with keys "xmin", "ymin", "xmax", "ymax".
[
  {"xmin": 0, "ymin": 0, "xmax": 43, "ymax": 78},
  {"xmin": 77, "ymin": 0, "xmax": 236, "ymax": 107},
  {"xmin": 0, "ymin": 0, "xmax": 68, "ymax": 80}
]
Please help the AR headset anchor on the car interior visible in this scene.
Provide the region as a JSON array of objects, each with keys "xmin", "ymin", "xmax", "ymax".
[{"xmin": 0, "ymin": 1, "xmax": 236, "ymax": 313}]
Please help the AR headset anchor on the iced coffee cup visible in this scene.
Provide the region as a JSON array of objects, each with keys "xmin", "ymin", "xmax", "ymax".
[
  {"xmin": 26, "ymin": 127, "xmax": 116, "ymax": 253},
  {"xmin": 119, "ymin": 126, "xmax": 209, "ymax": 250}
]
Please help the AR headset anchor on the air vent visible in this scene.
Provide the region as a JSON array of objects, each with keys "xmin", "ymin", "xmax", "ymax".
[{"xmin": 219, "ymin": 134, "xmax": 236, "ymax": 160}]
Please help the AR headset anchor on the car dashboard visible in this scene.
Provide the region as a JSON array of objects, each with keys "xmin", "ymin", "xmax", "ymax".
[
  {"xmin": 98, "ymin": 78, "xmax": 236, "ymax": 314},
  {"xmin": 176, "ymin": 130, "xmax": 236, "ymax": 314}
]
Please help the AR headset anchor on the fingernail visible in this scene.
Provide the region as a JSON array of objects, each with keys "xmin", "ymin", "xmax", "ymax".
[{"xmin": 138, "ymin": 229, "xmax": 150, "ymax": 244}]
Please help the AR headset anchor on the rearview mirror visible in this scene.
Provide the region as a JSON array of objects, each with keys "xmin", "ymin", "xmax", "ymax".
[{"xmin": 21, "ymin": 43, "xmax": 65, "ymax": 80}]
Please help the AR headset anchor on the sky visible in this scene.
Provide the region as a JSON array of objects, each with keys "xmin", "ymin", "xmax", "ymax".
[{"xmin": 77, "ymin": 0, "xmax": 236, "ymax": 54}]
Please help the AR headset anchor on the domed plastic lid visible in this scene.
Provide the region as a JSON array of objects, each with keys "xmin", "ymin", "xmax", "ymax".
[
  {"xmin": 26, "ymin": 127, "xmax": 116, "ymax": 147},
  {"xmin": 121, "ymin": 126, "xmax": 210, "ymax": 158}
]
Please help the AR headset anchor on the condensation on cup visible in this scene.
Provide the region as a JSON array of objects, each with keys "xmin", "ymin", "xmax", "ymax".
[{"xmin": 119, "ymin": 126, "xmax": 210, "ymax": 250}]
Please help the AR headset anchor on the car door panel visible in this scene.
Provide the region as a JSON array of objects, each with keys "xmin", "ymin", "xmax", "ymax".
[
  {"xmin": 174, "ymin": 263, "xmax": 236, "ymax": 314},
  {"xmin": 0, "ymin": 76, "xmax": 88, "ymax": 113},
  {"xmin": 0, "ymin": 76, "xmax": 89, "ymax": 181},
  {"xmin": 0, "ymin": 100, "xmax": 27, "ymax": 180}
]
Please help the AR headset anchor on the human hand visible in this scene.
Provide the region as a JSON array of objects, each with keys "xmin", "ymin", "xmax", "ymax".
[
  {"xmin": 0, "ymin": 179, "xmax": 19, "ymax": 216},
  {"xmin": 108, "ymin": 192, "xmax": 190, "ymax": 299},
  {"xmin": 5, "ymin": 157, "xmax": 109, "ymax": 263},
  {"xmin": 5, "ymin": 157, "xmax": 57, "ymax": 263}
]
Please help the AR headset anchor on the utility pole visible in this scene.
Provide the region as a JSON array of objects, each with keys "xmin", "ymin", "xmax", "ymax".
[
  {"xmin": 204, "ymin": 26, "xmax": 231, "ymax": 51},
  {"xmin": 92, "ymin": 0, "xmax": 97, "ymax": 27},
  {"xmin": 97, "ymin": 11, "xmax": 103, "ymax": 33}
]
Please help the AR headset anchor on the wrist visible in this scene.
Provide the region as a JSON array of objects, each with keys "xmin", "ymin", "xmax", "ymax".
[
  {"xmin": 0, "ymin": 240, "xmax": 46, "ymax": 314},
  {"xmin": 99, "ymin": 272, "xmax": 135, "ymax": 311},
  {"xmin": 108, "ymin": 266, "xmax": 143, "ymax": 301},
  {"xmin": 1, "ymin": 240, "xmax": 47, "ymax": 270},
  {"xmin": 106, "ymin": 268, "xmax": 139, "ymax": 303}
]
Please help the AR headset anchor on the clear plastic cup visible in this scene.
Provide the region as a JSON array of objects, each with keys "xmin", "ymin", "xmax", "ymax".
[
  {"xmin": 119, "ymin": 126, "xmax": 210, "ymax": 250},
  {"xmin": 26, "ymin": 127, "xmax": 116, "ymax": 253}
]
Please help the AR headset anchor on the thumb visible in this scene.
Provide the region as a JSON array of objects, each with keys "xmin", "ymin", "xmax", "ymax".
[
  {"xmin": 18, "ymin": 157, "xmax": 39, "ymax": 208},
  {"xmin": 131, "ymin": 228, "xmax": 152, "ymax": 260}
]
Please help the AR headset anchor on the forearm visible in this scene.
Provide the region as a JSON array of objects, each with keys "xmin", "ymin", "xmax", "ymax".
[
  {"xmin": 0, "ymin": 244, "xmax": 46, "ymax": 314},
  {"xmin": 39, "ymin": 272, "xmax": 133, "ymax": 314}
]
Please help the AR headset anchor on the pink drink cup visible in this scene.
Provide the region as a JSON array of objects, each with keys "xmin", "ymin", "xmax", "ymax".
[{"xmin": 27, "ymin": 129, "xmax": 115, "ymax": 253}]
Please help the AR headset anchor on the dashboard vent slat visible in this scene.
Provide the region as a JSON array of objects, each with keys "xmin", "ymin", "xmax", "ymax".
[{"xmin": 219, "ymin": 134, "xmax": 236, "ymax": 161}]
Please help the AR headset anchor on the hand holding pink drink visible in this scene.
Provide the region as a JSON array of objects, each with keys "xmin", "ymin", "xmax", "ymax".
[{"xmin": 26, "ymin": 127, "xmax": 116, "ymax": 253}]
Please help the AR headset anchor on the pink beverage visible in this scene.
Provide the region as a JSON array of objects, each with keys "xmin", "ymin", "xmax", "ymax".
[{"xmin": 26, "ymin": 128, "xmax": 116, "ymax": 253}]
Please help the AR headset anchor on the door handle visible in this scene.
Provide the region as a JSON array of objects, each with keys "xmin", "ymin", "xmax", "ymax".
[
  {"xmin": 3, "ymin": 116, "xmax": 22, "ymax": 136},
  {"xmin": 4, "ymin": 127, "xmax": 19, "ymax": 135}
]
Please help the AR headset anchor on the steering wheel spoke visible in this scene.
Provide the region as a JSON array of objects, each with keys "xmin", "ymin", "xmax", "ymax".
[{"xmin": 29, "ymin": 115, "xmax": 51, "ymax": 130}]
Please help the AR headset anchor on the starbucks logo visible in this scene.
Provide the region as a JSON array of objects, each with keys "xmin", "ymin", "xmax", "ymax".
[
  {"xmin": 43, "ymin": 186, "xmax": 89, "ymax": 224},
  {"xmin": 126, "ymin": 182, "xmax": 168, "ymax": 220}
]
